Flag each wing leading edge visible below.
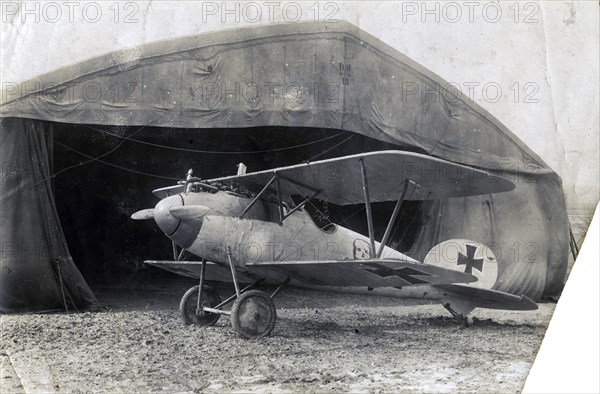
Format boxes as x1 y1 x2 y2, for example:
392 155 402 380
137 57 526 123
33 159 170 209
207 150 515 205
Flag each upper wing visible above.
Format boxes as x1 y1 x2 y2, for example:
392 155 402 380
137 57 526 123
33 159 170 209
153 184 185 199
145 258 477 288
206 150 515 205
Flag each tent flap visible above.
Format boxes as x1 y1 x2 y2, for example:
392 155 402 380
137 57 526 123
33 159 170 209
0 118 98 312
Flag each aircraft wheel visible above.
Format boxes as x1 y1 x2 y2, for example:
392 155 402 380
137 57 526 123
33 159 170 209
180 285 221 327
231 290 276 339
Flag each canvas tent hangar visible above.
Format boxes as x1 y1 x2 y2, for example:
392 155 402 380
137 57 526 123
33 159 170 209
0 21 568 312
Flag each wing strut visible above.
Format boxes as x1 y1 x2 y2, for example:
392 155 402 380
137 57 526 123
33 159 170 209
279 175 322 222
282 188 321 220
359 158 377 258
240 174 277 219
377 180 411 258
240 172 323 224
276 174 284 223
227 246 241 297
172 241 179 260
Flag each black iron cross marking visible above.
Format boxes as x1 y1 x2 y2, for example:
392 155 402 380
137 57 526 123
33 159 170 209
457 244 484 274
363 263 431 284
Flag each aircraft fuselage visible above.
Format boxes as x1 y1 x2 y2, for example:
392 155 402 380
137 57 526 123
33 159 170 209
153 191 416 267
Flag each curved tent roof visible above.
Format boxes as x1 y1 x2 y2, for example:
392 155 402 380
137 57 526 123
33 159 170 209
0 21 568 311
2 21 552 170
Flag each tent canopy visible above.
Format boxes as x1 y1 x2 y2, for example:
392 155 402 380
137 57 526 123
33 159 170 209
0 21 568 311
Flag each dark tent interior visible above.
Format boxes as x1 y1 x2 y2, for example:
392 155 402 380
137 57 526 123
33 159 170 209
51 123 425 285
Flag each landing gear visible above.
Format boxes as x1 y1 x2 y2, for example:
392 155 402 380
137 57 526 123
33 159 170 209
180 285 221 326
231 290 277 339
179 249 287 339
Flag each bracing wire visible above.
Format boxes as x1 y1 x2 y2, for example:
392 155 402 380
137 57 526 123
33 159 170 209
51 128 353 181
35 125 150 187
80 124 348 154
53 141 180 180
308 134 354 162
39 71 254 183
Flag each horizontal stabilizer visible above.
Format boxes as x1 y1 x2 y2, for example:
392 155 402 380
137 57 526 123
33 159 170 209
169 205 210 220
434 284 538 311
131 209 154 220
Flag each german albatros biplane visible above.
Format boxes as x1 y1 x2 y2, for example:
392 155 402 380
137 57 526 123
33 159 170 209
131 150 537 338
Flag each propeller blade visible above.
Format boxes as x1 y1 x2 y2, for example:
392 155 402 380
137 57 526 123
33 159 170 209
169 205 210 220
131 209 154 220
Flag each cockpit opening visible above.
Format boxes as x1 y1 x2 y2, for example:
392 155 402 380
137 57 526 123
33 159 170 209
291 195 337 233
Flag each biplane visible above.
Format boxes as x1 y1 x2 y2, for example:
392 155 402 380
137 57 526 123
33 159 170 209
132 150 537 338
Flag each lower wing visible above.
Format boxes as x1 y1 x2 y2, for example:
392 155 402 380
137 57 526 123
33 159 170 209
145 258 477 288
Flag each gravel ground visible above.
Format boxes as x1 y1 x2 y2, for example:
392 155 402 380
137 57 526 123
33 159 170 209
1 281 555 393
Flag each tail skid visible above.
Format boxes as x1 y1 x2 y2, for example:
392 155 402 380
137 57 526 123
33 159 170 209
443 302 474 326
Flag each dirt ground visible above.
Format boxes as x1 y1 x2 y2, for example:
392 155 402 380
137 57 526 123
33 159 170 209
1 280 555 393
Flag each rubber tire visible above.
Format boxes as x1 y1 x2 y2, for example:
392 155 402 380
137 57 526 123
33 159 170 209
180 285 221 327
230 290 277 339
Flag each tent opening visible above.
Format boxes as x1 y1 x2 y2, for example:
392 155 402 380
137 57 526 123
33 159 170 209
51 122 428 286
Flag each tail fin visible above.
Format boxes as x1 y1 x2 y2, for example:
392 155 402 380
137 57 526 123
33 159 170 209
424 239 498 290
424 240 537 320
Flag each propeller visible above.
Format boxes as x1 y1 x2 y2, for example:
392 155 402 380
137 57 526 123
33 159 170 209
131 209 154 220
169 205 210 220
